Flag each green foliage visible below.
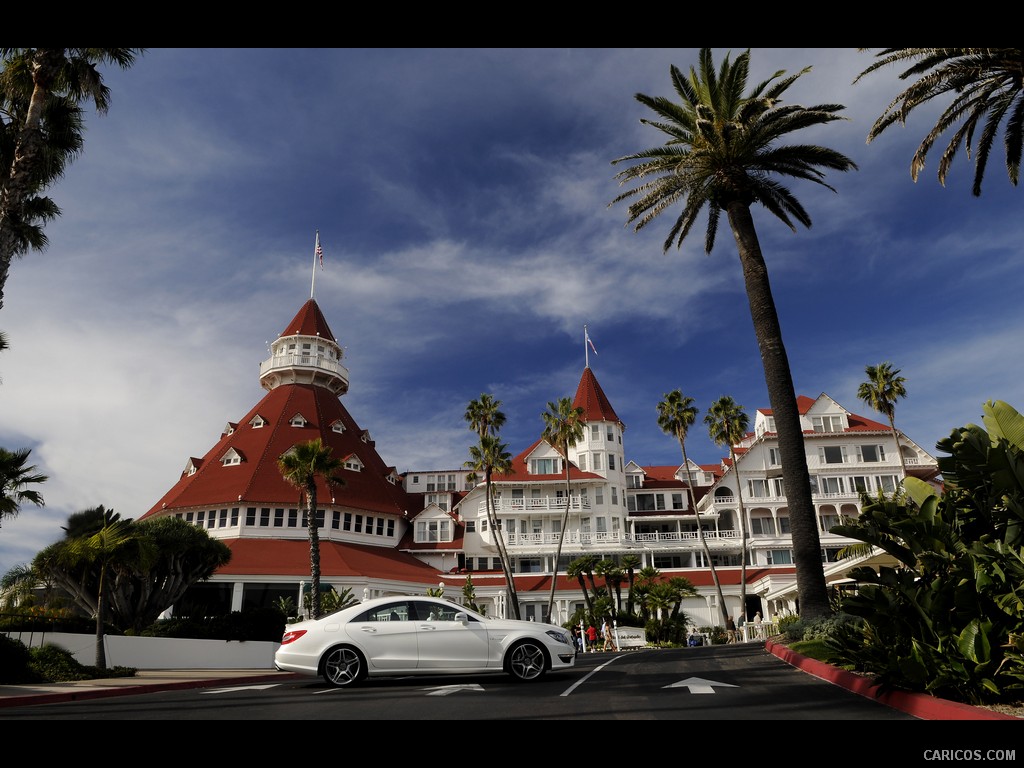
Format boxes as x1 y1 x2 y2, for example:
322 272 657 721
828 400 1024 705
702 625 729 645
0 633 36 683
0 636 136 684
776 613 801 637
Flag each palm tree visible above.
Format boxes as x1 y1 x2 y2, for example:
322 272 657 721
277 438 345 619
855 48 1023 196
0 48 144 311
566 557 594 617
0 446 47 530
594 558 617 603
857 362 909 482
465 433 520 618
464 394 520 618
705 396 751 619
540 396 586 623
657 389 729 625
620 553 641 615
58 517 156 669
611 48 847 620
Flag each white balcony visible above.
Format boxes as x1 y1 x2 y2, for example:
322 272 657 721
481 496 591 515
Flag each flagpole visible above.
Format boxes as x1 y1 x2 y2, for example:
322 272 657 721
584 324 590 368
310 230 320 299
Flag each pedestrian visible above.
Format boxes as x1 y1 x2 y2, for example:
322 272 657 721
603 617 617 652
586 622 598 651
726 615 737 643
572 625 583 654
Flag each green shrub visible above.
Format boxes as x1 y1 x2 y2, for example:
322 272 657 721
0 634 38 684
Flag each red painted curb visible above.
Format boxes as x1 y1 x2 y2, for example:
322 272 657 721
765 639 1018 720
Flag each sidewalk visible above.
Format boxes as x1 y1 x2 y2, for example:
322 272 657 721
0 669 300 709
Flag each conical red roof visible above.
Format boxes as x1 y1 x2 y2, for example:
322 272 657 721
572 366 622 425
279 298 338 342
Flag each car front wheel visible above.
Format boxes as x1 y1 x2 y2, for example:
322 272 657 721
321 645 366 688
507 640 547 682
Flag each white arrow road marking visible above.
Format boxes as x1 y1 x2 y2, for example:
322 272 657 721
663 677 739 694
423 684 485 696
201 684 281 695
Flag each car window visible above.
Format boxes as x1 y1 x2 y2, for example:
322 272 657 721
353 602 411 622
413 601 465 622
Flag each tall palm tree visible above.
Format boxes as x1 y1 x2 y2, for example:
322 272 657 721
857 361 909 481
705 396 751 619
277 438 345 619
540 396 585 623
0 48 144 311
465 433 520 618
657 389 729 625
464 394 520 618
0 446 46 530
611 48 848 620
58 517 156 669
620 553 641 615
566 557 594 618
855 48 1023 196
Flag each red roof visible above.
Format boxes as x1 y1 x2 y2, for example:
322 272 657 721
280 298 338 342
572 367 621 425
143 381 411 517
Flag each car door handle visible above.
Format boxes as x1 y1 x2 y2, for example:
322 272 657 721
419 624 437 630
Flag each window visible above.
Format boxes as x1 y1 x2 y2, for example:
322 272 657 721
447 474 457 491
415 520 451 542
331 420 345 433
748 479 770 497
777 515 791 534
386 520 395 537
820 476 846 495
627 474 641 488
750 516 774 535
591 424 600 440
343 512 352 531
274 508 284 527
612 487 619 505
768 447 782 466
772 478 786 497
365 516 374 534
595 487 604 505
426 475 435 492
634 492 655 511
672 493 684 510
856 444 885 462
852 476 870 493
530 458 560 474
875 475 898 493
607 426 614 442
820 446 847 464
518 558 543 573
259 508 271 526
332 511 341 530
344 457 362 471
764 416 776 433
289 414 307 428
767 549 792 564
812 415 844 433
593 453 603 471
354 514 363 533
820 513 839 532
465 520 476 533
654 492 663 510
608 454 616 470
246 508 256 526
577 453 587 471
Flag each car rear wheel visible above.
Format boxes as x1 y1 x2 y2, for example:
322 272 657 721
321 645 366 688
507 640 548 682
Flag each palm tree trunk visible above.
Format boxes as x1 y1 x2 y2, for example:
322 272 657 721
680 444 730 624
545 466 572 623
95 565 107 669
306 485 322 619
889 416 908 480
729 445 749 617
485 471 520 618
727 201 830 619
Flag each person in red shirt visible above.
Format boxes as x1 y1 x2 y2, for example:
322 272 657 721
586 623 598 651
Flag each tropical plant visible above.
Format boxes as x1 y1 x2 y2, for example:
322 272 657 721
0 446 46 530
828 400 1024 705
0 48 144 311
465 393 520 618
610 48 847 620
566 557 594 617
857 361 909 480
657 389 729 624
461 574 486 615
705 396 750 617
36 512 232 635
277 437 345 619
56 518 155 668
620 553 641 615
855 48 1023 196
540 396 586 623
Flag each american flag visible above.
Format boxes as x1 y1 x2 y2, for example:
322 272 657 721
586 330 598 355
315 232 323 270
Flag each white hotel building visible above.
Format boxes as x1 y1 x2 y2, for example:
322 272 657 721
143 298 939 629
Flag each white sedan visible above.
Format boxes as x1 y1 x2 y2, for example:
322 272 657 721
274 595 577 687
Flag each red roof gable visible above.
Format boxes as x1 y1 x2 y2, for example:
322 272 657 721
279 298 338 342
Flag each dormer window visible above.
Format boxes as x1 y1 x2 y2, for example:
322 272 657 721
222 422 236 436
183 458 201 476
249 415 267 429
812 415 844 433
221 448 244 466
343 454 364 472
289 413 308 428
361 430 371 443
530 458 561 474
331 420 345 434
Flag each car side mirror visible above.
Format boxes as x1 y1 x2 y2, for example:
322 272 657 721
454 612 469 624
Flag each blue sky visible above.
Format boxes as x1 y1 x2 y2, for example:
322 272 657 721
1 48 1021 576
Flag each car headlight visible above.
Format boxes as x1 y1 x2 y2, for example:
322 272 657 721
546 629 572 646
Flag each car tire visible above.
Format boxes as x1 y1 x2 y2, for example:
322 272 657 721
320 645 367 688
506 640 548 682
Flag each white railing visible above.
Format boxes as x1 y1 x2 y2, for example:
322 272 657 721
481 496 591 515
501 529 741 549
259 354 349 379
